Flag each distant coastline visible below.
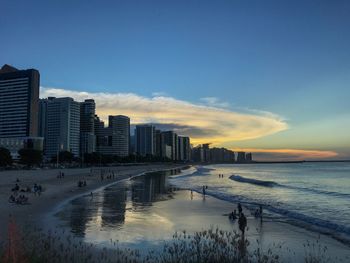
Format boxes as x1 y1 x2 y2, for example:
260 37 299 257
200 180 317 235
200 160 350 165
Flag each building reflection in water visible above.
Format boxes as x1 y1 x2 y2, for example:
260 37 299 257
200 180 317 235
57 169 181 237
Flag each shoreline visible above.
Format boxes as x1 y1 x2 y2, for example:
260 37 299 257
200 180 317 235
0 164 187 242
46 165 189 220
2 164 349 261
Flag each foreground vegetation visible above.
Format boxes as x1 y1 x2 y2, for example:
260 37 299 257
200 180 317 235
0 219 347 263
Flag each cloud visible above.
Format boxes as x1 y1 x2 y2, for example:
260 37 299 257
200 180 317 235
152 91 168 97
232 148 338 161
40 87 288 145
200 97 231 108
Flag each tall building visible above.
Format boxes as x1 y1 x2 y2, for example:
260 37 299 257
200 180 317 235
0 64 39 138
109 115 130 157
202 143 210 162
135 125 155 156
161 131 177 161
210 147 235 163
237 152 246 163
80 99 96 156
44 97 81 158
0 65 43 158
95 115 130 157
178 136 191 161
246 152 253 162
154 129 162 157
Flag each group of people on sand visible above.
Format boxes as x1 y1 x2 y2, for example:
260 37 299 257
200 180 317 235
11 181 42 195
218 174 224 178
100 171 116 181
9 180 43 205
8 194 28 205
57 171 65 179
77 180 87 187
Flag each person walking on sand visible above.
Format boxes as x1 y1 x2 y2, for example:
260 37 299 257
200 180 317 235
202 185 206 196
259 204 263 222
238 212 247 236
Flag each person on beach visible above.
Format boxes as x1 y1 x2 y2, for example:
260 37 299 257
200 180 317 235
229 209 237 220
12 183 20 192
238 212 247 236
259 205 263 222
8 195 15 203
202 186 206 196
238 203 242 214
190 190 193 199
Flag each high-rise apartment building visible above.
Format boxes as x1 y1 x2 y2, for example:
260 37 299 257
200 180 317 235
109 115 130 157
178 136 191 161
95 115 130 157
236 152 246 163
0 64 39 138
161 131 177 161
154 129 162 157
135 125 155 156
44 97 81 158
0 65 43 158
80 99 96 156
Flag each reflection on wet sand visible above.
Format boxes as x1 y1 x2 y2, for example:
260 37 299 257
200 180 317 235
58 169 180 238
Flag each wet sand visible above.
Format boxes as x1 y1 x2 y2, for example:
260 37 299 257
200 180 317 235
0 164 185 242
48 171 350 262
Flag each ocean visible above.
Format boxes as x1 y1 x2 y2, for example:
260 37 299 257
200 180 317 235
170 162 350 243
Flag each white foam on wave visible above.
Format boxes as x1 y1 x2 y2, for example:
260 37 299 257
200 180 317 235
171 169 350 243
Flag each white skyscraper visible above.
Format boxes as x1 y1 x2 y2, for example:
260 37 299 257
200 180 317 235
44 97 80 158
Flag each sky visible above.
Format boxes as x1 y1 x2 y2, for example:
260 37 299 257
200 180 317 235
1 0 350 160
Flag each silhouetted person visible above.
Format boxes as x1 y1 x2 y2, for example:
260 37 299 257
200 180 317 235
230 209 237 220
259 205 263 222
238 203 242 214
202 186 206 196
238 212 247 236
12 184 19 192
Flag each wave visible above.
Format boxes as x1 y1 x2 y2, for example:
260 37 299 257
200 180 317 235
229 175 278 187
170 166 213 179
171 181 350 239
229 175 350 199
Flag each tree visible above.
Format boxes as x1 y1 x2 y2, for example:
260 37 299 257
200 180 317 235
18 149 42 167
59 151 74 163
0 147 13 167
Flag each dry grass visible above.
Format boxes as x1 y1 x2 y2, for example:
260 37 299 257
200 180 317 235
0 220 346 263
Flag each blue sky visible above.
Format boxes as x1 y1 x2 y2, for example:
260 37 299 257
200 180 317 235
1 0 350 159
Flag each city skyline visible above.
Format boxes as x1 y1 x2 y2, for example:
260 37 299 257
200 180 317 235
2 0 350 160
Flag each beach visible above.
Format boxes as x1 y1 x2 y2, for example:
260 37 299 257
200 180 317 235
1 164 350 262
0 164 185 242
49 166 350 262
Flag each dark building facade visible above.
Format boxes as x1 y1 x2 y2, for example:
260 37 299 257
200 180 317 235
0 64 39 138
135 125 155 156
80 99 96 156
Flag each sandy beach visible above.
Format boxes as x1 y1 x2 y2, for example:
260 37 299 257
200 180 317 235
46 167 350 262
0 164 185 242
1 164 350 262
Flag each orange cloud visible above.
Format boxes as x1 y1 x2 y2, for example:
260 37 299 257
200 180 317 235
232 148 338 160
41 87 288 145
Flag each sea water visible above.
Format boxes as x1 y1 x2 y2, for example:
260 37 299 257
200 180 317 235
170 162 350 242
